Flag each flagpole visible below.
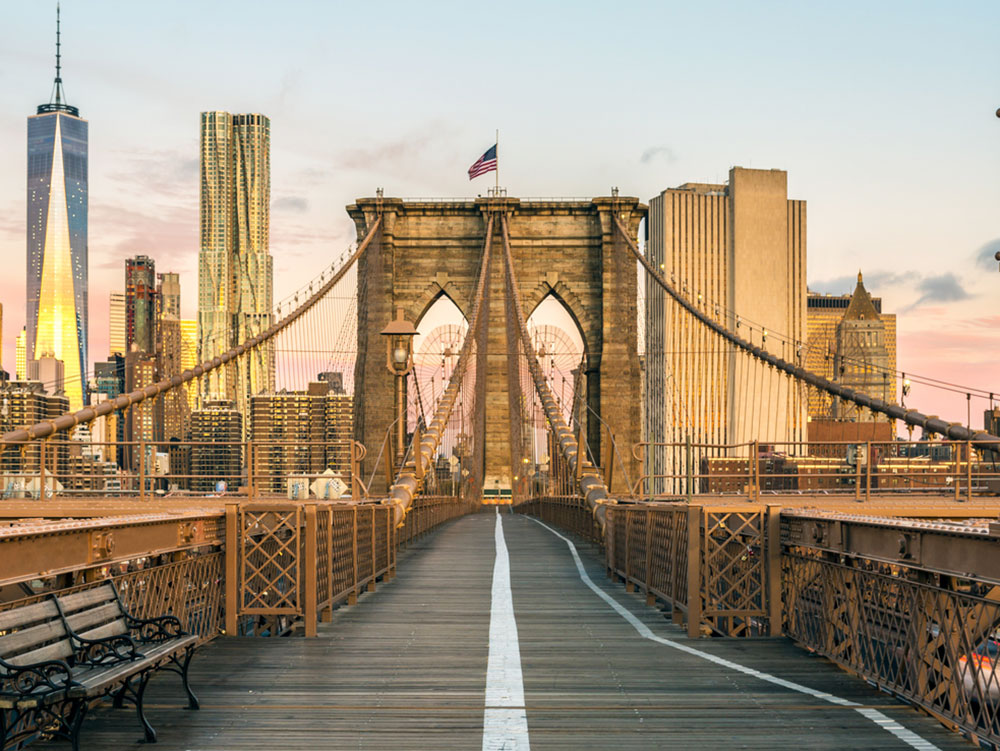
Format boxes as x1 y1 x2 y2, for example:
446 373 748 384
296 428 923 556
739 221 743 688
495 128 499 192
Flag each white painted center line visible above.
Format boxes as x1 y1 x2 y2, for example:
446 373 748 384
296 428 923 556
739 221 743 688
482 508 530 751
528 516 941 751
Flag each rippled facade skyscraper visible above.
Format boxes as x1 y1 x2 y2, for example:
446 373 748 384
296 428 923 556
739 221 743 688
198 111 274 414
26 8 88 409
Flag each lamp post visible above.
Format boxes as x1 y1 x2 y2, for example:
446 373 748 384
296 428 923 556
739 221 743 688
381 308 418 466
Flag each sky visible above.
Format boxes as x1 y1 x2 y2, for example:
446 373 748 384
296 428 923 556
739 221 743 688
0 0 997 427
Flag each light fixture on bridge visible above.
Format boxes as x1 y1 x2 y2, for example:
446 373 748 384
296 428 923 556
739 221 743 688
381 309 419 463
381 308 418 376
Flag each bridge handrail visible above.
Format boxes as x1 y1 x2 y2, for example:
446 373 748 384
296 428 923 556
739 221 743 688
1 217 383 445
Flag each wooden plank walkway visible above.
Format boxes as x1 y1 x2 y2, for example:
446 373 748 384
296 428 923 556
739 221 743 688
39 510 972 749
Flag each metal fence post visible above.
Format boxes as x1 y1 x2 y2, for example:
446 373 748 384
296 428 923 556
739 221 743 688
865 440 872 503
39 439 47 500
624 506 633 592
349 506 359 605
966 439 973 502
685 434 693 502
686 505 702 638
246 440 254 498
368 506 376 592
953 443 960 502
139 440 146 501
224 502 239 636
766 505 782 637
304 504 318 637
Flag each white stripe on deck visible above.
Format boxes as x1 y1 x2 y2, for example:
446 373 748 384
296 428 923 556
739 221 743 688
482 509 531 751
529 517 941 751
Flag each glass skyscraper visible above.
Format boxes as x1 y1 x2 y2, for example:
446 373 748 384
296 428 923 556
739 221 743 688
26 10 88 410
198 111 274 414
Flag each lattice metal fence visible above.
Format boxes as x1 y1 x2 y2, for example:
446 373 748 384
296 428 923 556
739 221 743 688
784 549 1000 747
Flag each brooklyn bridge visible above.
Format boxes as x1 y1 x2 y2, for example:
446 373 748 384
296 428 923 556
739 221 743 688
1 191 998 750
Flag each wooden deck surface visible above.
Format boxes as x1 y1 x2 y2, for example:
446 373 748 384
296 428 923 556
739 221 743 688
41 511 972 749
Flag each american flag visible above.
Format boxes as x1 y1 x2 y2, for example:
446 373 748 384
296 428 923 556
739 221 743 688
468 144 497 180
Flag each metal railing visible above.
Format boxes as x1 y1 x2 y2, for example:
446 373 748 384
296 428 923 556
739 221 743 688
0 438 370 501
634 439 1000 502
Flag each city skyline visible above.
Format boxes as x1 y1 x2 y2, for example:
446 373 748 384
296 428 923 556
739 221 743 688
0 2 997 424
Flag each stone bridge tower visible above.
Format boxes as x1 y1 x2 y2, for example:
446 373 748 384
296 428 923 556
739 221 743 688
348 196 645 497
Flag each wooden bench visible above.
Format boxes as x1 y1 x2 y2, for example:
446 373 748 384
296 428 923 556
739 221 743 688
0 581 199 749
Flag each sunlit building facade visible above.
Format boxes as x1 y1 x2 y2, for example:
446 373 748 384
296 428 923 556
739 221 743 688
27 78 88 410
15 327 26 381
198 111 274 416
108 291 126 357
180 319 198 410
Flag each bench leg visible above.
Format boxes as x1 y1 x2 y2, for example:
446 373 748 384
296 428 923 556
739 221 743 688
112 684 127 709
134 671 156 743
163 646 200 710
180 647 200 710
66 699 88 751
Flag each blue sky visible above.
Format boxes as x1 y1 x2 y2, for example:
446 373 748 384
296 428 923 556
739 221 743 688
0 0 998 422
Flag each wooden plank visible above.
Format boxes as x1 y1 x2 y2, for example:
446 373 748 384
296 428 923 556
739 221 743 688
0 619 65 656
8 639 72 666
75 620 128 642
56 585 117 614
64 602 122 632
0 599 58 631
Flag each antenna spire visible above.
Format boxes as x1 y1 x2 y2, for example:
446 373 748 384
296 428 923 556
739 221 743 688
54 3 63 104
37 2 79 116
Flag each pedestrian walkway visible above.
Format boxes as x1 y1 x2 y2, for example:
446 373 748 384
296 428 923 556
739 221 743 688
41 510 970 749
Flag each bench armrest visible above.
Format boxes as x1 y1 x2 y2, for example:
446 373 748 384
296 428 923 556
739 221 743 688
0 655 77 696
71 633 142 666
125 614 186 643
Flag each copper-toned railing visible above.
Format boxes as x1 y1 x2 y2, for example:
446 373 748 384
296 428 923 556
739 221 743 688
634 439 1000 503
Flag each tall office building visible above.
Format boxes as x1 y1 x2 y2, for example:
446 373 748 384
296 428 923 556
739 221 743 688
156 272 189 440
157 272 181 318
645 168 807 491
805 273 897 424
198 112 274 414
180 319 198 410
27 8 88 411
15 327 26 381
108 291 126 357
91 354 125 465
125 256 157 354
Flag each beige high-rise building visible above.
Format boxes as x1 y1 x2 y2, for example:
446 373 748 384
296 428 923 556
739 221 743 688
15 327 26 381
198 112 274 417
108 291 126 357
645 167 807 491
180 319 198 410
805 273 897 423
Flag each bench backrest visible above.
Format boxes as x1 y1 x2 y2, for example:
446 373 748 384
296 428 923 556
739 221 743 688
0 599 73 669
55 585 128 643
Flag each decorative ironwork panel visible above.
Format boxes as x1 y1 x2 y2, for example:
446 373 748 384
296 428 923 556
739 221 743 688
239 506 302 615
699 508 767 636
